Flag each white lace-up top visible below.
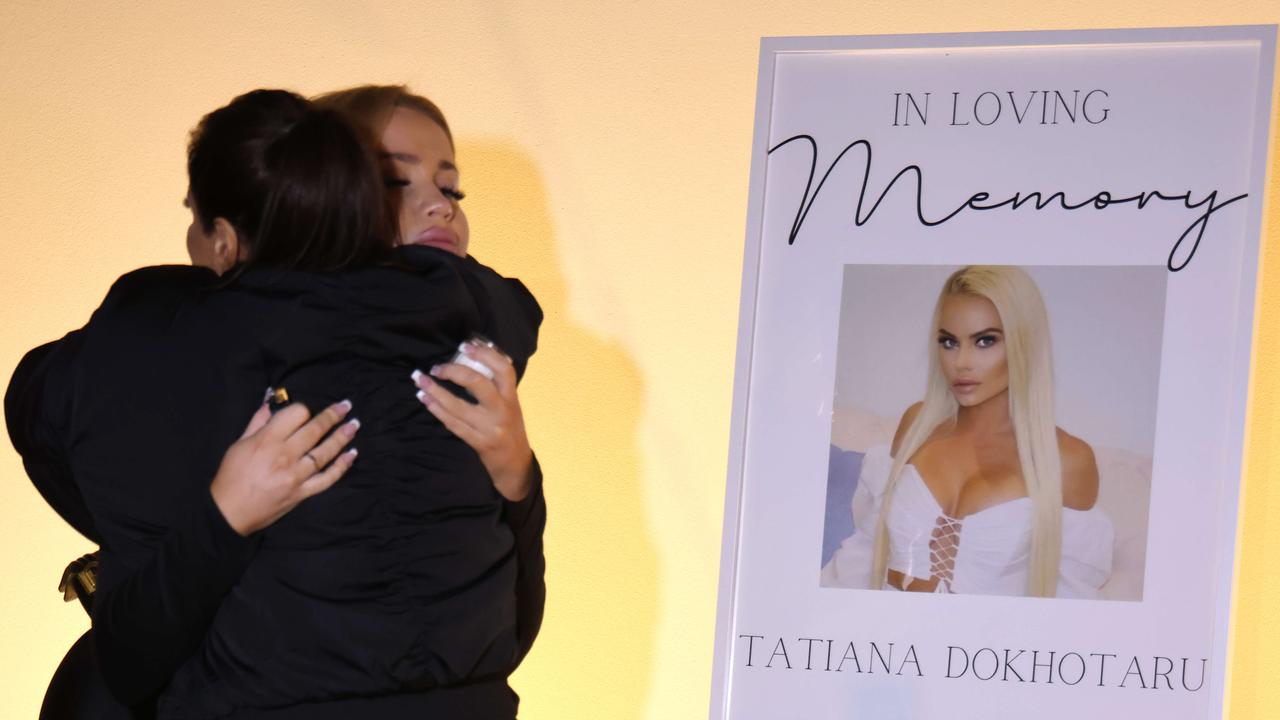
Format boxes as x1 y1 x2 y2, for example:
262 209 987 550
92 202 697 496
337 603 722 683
822 445 1113 598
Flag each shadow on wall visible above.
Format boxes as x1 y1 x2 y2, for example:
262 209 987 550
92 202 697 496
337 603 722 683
461 140 658 720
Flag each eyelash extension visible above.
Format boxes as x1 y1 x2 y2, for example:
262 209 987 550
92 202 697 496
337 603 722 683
384 177 465 201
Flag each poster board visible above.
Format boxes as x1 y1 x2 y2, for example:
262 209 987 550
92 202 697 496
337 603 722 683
712 25 1276 719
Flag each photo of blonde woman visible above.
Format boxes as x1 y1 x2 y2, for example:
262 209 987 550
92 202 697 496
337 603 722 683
821 265 1163 601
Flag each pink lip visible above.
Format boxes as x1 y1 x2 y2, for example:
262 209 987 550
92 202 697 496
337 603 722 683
407 227 459 253
952 380 980 392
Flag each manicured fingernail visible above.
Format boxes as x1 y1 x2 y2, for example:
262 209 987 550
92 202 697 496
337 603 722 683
429 365 442 377
344 418 361 436
263 387 274 402
459 341 473 354
337 399 353 414
416 389 429 404
346 448 359 460
411 368 424 384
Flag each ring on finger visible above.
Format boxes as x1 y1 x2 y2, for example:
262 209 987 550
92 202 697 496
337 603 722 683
303 452 321 471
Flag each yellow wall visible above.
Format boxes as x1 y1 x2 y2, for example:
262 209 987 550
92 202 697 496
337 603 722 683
0 2 1275 718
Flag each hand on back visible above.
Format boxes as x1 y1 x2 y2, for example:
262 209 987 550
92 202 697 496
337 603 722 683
211 400 360 536
413 341 534 501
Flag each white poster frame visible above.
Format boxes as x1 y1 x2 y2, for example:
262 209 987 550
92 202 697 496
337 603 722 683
712 25 1276 720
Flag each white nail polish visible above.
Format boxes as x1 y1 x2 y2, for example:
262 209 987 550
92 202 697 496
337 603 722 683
416 389 427 402
411 369 424 383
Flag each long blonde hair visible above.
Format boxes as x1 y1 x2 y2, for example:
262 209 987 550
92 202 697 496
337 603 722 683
870 266 1062 597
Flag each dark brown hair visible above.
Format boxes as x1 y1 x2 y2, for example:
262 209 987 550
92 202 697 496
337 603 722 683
187 89 395 271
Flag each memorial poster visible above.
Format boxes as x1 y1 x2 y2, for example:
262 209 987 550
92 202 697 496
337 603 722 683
711 26 1276 719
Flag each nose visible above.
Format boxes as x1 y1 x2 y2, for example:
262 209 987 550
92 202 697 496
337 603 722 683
409 181 455 221
955 343 974 371
412 185 453 222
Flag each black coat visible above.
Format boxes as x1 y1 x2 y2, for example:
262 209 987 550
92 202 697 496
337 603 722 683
7 246 546 719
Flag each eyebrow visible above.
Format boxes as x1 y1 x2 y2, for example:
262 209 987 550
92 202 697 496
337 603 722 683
937 327 1003 339
383 152 458 172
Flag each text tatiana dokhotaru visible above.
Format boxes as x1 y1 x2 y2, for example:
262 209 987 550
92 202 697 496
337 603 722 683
736 635 1207 692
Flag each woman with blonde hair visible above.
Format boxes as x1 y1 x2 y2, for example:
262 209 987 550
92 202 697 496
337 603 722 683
312 85 536 490
823 265 1113 598
313 79 547 644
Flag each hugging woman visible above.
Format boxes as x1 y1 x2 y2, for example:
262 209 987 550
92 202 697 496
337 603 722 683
8 88 544 718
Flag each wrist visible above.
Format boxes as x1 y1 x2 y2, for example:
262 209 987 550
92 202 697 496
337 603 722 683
209 481 254 537
492 449 534 502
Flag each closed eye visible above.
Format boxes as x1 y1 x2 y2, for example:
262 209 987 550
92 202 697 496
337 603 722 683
441 186 466 202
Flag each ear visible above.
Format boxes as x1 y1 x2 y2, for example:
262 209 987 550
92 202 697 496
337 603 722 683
210 217 242 275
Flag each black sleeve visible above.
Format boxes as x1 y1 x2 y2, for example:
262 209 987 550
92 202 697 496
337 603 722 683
500 455 546 665
5 265 217 546
461 255 545 663
5 330 99 542
92 487 259 705
52 264 256 705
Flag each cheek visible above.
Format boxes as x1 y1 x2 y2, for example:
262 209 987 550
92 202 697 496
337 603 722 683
454 207 470 254
396 202 416 242
185 223 201 264
394 185 428 238
989 350 1010 384
937 349 956 377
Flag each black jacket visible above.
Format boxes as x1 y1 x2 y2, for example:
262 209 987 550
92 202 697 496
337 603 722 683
6 246 546 718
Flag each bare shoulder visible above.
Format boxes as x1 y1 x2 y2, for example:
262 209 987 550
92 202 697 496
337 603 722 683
891 402 924 458
1057 428 1099 511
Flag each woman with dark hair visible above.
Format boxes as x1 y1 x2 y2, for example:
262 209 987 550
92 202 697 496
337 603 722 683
10 88 377 719
183 88 394 273
10 88 543 718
